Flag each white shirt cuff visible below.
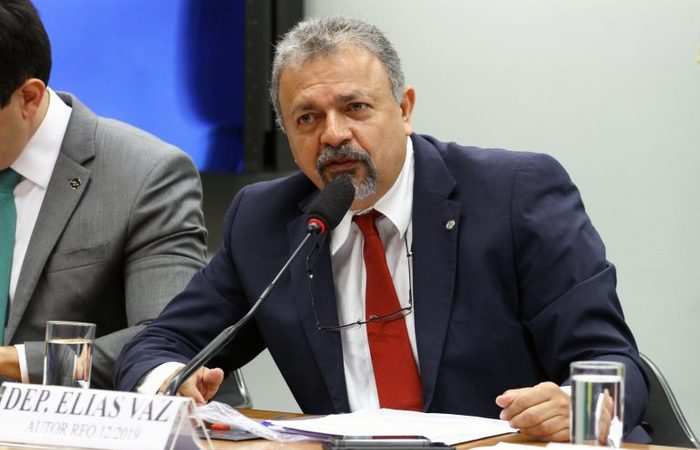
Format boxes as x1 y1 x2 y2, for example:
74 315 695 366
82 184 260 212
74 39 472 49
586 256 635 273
135 362 185 394
14 344 30 383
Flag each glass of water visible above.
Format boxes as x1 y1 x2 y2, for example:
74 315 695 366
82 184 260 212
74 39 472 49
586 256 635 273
570 360 625 447
43 321 96 388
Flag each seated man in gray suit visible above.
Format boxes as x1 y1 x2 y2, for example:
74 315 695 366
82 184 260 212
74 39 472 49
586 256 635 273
0 0 207 388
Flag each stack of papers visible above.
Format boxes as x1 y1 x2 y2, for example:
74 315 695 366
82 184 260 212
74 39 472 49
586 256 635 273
265 408 517 445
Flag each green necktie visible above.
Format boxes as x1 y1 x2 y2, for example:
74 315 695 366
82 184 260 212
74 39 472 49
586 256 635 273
0 168 22 345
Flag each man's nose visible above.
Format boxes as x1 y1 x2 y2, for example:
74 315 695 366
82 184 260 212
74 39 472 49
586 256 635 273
320 113 352 148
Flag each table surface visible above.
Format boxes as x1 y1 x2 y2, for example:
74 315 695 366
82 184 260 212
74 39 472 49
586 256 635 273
0 407 683 450
206 409 684 450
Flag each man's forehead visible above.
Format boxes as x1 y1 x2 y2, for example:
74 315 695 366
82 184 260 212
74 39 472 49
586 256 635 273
281 45 383 78
279 50 388 94
288 43 372 67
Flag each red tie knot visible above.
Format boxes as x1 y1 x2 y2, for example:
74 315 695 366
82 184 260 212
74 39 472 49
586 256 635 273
353 210 382 238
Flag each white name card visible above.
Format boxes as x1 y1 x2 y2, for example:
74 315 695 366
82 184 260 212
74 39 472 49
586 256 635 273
0 382 208 450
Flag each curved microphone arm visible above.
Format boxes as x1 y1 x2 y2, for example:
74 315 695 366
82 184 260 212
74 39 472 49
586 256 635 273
164 231 317 397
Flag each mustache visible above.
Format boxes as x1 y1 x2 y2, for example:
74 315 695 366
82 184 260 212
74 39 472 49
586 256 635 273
314 143 377 200
315 143 372 172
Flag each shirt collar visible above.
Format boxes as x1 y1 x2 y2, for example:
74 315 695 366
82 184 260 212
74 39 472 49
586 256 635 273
330 135 415 255
11 88 72 189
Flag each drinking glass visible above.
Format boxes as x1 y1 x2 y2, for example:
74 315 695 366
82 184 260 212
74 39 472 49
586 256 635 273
570 360 625 447
43 321 96 388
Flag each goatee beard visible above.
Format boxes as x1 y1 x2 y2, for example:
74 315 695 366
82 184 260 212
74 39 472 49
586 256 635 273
315 143 377 200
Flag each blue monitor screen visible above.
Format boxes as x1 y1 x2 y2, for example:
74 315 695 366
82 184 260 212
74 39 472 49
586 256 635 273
34 0 245 172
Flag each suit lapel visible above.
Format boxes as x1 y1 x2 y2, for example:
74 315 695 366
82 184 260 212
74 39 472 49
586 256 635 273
288 203 349 412
411 135 461 410
7 94 95 342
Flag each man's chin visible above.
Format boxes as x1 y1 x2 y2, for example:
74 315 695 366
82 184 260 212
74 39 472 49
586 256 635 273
322 169 359 185
319 168 376 200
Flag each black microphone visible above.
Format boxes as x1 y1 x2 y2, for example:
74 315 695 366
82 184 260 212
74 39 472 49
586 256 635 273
164 176 355 396
306 175 355 235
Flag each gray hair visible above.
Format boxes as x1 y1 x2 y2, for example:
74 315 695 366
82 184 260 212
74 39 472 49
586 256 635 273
270 16 405 131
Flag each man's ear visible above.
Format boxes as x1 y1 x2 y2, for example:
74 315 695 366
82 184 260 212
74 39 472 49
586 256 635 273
400 86 416 135
18 78 47 119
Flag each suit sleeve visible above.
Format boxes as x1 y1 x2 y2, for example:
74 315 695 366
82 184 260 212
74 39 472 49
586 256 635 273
24 150 207 388
112 185 266 392
511 153 648 433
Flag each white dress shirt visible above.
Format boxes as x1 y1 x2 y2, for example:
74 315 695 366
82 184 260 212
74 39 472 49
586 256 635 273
330 136 416 411
9 88 72 381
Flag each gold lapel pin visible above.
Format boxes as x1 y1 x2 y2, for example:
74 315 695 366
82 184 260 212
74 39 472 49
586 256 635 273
69 177 81 190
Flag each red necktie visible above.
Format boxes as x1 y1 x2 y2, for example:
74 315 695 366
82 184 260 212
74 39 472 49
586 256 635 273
353 211 423 411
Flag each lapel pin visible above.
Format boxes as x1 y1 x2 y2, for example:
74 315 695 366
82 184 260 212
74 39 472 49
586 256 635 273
69 177 81 190
445 219 456 230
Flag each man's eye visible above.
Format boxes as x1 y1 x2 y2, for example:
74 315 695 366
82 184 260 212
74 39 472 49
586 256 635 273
350 103 367 112
298 114 314 124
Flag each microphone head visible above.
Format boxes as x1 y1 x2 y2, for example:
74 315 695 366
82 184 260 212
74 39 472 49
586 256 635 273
307 176 356 235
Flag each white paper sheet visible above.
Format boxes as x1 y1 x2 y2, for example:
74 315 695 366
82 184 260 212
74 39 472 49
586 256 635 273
265 408 517 445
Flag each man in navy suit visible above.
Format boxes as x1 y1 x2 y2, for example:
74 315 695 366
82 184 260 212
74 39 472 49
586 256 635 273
114 16 647 441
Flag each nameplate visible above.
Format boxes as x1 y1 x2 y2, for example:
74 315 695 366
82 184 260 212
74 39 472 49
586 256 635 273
0 382 206 450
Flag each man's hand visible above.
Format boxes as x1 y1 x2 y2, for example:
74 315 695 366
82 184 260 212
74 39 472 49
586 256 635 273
158 366 224 406
495 381 570 442
0 346 21 380
596 388 615 445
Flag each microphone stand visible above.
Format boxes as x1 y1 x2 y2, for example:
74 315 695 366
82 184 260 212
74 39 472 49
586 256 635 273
164 231 317 396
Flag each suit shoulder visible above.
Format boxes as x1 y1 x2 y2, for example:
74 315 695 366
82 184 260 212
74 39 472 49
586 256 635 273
221 172 313 242
59 92 191 165
416 133 565 178
95 117 188 161
234 172 314 211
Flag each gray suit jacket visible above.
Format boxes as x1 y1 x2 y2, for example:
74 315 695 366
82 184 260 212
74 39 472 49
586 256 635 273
5 92 207 388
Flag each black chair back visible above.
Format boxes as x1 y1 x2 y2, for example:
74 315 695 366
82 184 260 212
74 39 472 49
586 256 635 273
639 353 699 448
211 369 253 408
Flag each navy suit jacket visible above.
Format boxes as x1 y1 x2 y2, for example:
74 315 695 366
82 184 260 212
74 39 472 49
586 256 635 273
114 134 647 432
